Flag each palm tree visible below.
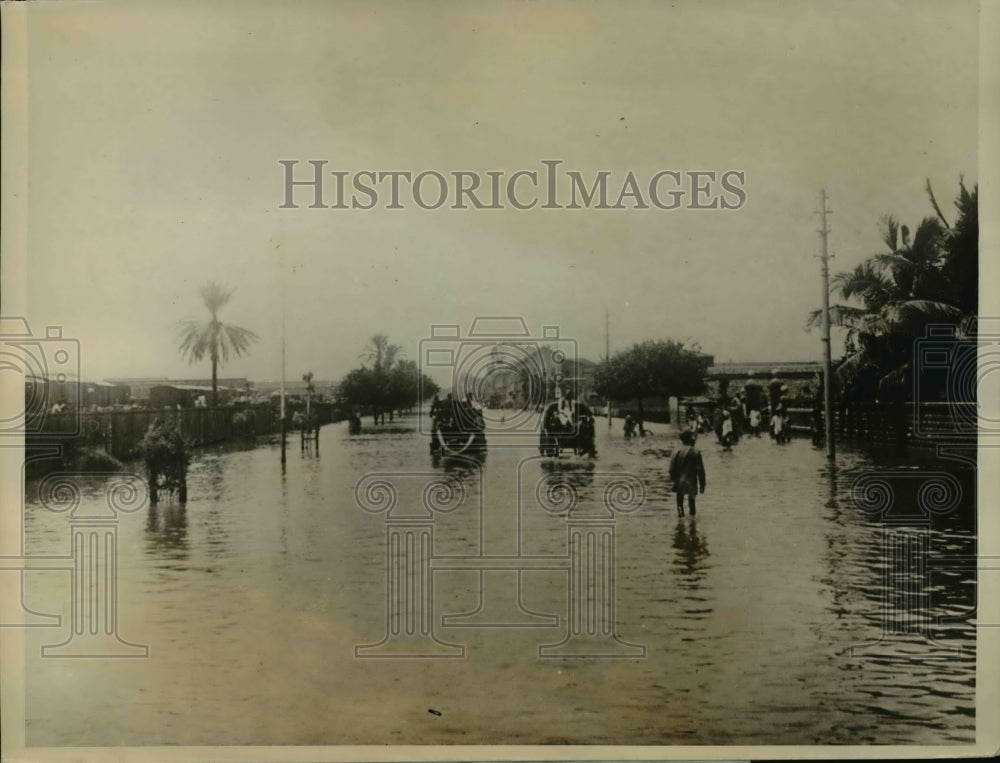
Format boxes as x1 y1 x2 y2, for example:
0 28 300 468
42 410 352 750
808 180 977 400
177 282 260 406
362 334 403 374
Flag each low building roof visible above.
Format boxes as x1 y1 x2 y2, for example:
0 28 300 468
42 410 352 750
707 361 822 378
151 384 232 393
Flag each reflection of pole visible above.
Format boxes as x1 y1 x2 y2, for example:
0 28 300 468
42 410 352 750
280 298 286 468
606 308 612 430
818 189 835 461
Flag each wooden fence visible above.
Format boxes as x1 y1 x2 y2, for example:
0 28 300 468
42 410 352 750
27 402 343 462
785 402 974 446
677 399 975 447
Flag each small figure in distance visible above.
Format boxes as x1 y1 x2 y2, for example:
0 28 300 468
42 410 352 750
623 412 636 440
770 405 788 444
669 429 706 518
348 409 362 436
810 404 824 447
720 410 734 450
696 411 709 435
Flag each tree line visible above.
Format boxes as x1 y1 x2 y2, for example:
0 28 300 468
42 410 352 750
592 339 710 421
336 334 440 424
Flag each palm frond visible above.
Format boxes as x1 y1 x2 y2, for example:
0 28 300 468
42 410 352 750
870 252 913 272
925 178 951 230
177 320 215 363
829 304 868 327
219 323 260 362
199 281 234 315
882 300 963 335
879 215 899 252
831 263 896 308
909 217 946 265
834 349 872 382
856 310 894 337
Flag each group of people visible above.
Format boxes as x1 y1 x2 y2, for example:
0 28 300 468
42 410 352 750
681 375 799 450
665 373 832 517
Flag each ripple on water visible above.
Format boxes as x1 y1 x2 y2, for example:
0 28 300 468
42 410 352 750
21 416 976 746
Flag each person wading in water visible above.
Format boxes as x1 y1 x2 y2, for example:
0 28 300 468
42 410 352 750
669 429 707 517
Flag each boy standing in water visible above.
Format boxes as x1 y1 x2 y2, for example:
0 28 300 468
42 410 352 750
669 430 707 517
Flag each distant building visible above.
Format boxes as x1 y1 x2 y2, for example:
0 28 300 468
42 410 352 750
25 374 129 410
253 380 333 400
170 377 251 390
148 384 220 409
105 377 251 401
102 377 165 401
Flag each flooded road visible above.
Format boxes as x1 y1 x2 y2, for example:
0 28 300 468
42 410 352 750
22 413 975 746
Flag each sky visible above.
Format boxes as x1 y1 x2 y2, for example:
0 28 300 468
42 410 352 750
7 0 982 386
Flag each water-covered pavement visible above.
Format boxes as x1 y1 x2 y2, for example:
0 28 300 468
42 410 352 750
22 413 975 746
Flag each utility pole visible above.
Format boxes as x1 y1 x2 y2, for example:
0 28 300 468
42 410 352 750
605 308 612 430
818 189 835 461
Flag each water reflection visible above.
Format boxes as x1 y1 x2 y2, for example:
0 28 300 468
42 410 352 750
672 519 710 575
145 503 189 557
196 454 227 502
538 458 596 503
667 517 713 629
22 416 977 746
436 451 487 479
189 454 232 557
822 464 840 511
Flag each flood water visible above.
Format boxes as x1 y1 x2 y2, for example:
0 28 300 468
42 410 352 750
21 413 976 746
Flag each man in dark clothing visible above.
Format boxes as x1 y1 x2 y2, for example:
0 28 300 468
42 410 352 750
810 405 824 447
669 430 707 517
623 413 636 440
768 373 784 412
